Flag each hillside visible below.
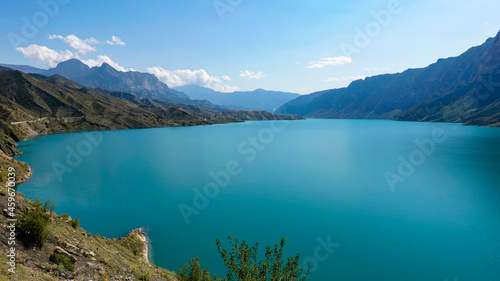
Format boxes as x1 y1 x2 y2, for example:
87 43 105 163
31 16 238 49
393 80 500 126
277 30 500 126
0 70 239 150
175 85 300 113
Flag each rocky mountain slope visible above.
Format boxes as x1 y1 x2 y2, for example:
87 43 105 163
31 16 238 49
277 30 500 126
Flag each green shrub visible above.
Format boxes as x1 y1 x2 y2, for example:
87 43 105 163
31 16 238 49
178 257 222 281
69 218 80 229
17 199 53 248
59 214 70 220
216 237 310 281
139 273 150 281
49 253 74 272
178 237 310 281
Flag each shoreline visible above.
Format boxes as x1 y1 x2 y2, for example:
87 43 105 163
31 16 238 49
137 228 152 264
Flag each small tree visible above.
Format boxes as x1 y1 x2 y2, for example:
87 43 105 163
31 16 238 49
177 238 310 281
17 199 53 248
216 237 310 281
178 257 223 281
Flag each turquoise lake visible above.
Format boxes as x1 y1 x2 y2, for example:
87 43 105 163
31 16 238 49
15 119 500 280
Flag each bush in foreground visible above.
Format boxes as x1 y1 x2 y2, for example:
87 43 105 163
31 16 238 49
178 237 310 281
49 253 74 272
17 199 54 248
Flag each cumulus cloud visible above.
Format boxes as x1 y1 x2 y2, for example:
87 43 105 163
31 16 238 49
306 56 353 69
239 70 266 79
82 55 132 72
148 67 239 92
16 44 80 68
324 75 366 82
106 36 125 46
48 34 99 55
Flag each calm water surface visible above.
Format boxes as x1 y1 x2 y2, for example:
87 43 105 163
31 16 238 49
16 119 500 281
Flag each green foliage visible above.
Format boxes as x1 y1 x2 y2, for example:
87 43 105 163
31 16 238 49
59 214 70 220
39 199 56 212
178 257 223 281
17 199 53 248
69 218 80 229
49 253 74 272
115 230 145 257
178 237 310 281
216 237 310 281
138 272 150 281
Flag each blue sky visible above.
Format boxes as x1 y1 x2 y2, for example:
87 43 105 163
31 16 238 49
1 0 500 94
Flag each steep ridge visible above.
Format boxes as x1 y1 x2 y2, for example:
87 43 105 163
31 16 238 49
277 30 500 126
394 30 500 126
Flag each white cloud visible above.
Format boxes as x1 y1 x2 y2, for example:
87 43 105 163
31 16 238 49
148 67 239 92
106 36 125 46
325 75 366 82
16 44 80 68
239 70 266 79
82 55 132 72
306 56 353 69
48 34 99 55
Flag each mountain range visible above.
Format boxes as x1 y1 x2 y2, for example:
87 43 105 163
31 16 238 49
277 30 500 127
0 63 46 74
10 59 299 113
0 69 302 156
175 85 300 112
43 59 188 102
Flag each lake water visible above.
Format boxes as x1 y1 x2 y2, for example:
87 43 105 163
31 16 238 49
15 119 500 281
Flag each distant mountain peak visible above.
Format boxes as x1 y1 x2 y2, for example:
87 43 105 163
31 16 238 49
45 59 90 79
56 58 89 68
95 62 120 74
100 62 114 70
42 59 189 101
